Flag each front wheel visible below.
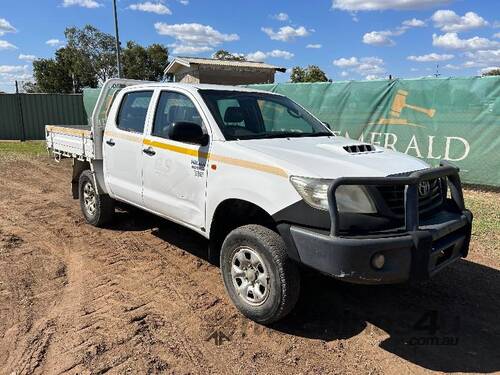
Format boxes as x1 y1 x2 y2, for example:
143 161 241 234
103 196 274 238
220 224 300 324
79 170 114 227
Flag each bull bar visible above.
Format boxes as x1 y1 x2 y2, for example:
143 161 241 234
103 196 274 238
327 161 465 237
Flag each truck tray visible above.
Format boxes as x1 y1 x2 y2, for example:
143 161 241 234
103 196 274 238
46 125 94 160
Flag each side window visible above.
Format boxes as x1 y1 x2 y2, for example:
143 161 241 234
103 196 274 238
116 91 153 133
152 91 203 139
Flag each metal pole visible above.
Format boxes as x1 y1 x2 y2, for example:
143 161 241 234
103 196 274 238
112 0 122 78
15 81 27 142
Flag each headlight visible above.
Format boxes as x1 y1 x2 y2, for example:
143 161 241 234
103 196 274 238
290 176 377 213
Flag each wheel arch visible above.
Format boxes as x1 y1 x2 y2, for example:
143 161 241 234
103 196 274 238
208 198 277 262
72 159 108 199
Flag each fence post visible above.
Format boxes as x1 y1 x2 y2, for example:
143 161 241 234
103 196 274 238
15 81 27 142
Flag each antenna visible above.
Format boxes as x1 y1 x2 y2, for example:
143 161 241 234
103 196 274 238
434 64 441 78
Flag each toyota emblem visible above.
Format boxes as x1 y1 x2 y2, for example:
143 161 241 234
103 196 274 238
418 181 431 197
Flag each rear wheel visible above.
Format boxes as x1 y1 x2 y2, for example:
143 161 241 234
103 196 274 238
220 224 300 324
79 170 114 227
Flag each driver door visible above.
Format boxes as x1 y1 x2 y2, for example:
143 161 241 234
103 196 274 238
142 90 209 230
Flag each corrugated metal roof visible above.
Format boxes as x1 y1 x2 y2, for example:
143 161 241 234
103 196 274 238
165 57 286 74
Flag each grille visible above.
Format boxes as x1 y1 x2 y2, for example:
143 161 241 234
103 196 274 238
343 144 376 153
376 178 444 216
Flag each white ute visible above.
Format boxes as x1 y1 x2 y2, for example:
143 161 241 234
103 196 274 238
47 78 473 323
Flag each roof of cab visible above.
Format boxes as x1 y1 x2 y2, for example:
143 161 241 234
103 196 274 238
125 82 279 95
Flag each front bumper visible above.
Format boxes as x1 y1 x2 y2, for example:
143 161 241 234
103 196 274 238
280 162 473 284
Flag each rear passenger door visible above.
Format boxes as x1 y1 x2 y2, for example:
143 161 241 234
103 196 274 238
103 90 153 205
142 90 209 230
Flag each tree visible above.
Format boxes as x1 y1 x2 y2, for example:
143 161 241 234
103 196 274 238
28 25 114 93
482 68 500 76
65 25 117 83
30 50 74 93
290 67 306 83
29 24 169 93
213 49 245 61
123 41 169 81
290 65 329 83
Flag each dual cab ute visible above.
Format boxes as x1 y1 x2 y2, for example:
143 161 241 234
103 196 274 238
47 79 472 323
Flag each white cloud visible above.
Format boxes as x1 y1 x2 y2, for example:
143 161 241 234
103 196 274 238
363 18 426 47
365 74 380 80
402 18 426 27
432 10 488 32
129 2 171 15
0 65 28 74
306 43 322 49
268 50 294 59
340 71 349 77
444 64 460 70
46 39 65 47
357 57 385 74
0 65 32 90
463 49 500 68
407 53 454 62
0 40 17 50
363 31 395 46
432 32 499 50
271 12 289 21
62 0 102 8
261 25 310 42
245 51 267 61
333 57 359 67
18 54 36 62
246 49 294 61
0 18 17 36
332 0 452 11
168 44 213 54
333 56 385 76
494 32 500 39
155 22 238 55
178 0 189 4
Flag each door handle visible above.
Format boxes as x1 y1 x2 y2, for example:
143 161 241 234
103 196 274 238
106 139 115 146
142 147 156 156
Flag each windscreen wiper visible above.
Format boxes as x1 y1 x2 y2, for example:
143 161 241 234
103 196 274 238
308 131 334 137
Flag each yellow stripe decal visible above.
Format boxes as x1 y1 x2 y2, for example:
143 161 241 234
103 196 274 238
101 131 286 178
104 130 142 143
143 138 287 178
209 153 288 178
143 138 209 158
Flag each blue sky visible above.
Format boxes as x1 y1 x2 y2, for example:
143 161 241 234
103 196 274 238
1 0 499 92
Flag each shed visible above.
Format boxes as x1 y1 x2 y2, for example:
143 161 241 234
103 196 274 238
164 57 286 85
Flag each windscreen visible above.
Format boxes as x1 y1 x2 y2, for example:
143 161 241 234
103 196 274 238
199 90 331 140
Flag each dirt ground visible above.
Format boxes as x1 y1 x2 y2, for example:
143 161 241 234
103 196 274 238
0 155 499 375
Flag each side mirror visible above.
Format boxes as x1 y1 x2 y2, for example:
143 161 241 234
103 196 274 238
322 121 332 130
168 122 208 145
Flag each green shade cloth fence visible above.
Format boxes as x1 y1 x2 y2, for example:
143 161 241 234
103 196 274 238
249 77 500 186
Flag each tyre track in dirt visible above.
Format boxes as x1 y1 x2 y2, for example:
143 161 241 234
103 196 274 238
1 157 499 374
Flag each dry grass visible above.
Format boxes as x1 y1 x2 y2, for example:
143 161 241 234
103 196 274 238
463 187 500 262
0 141 47 161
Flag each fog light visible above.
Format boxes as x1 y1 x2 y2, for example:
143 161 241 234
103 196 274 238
371 253 385 270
